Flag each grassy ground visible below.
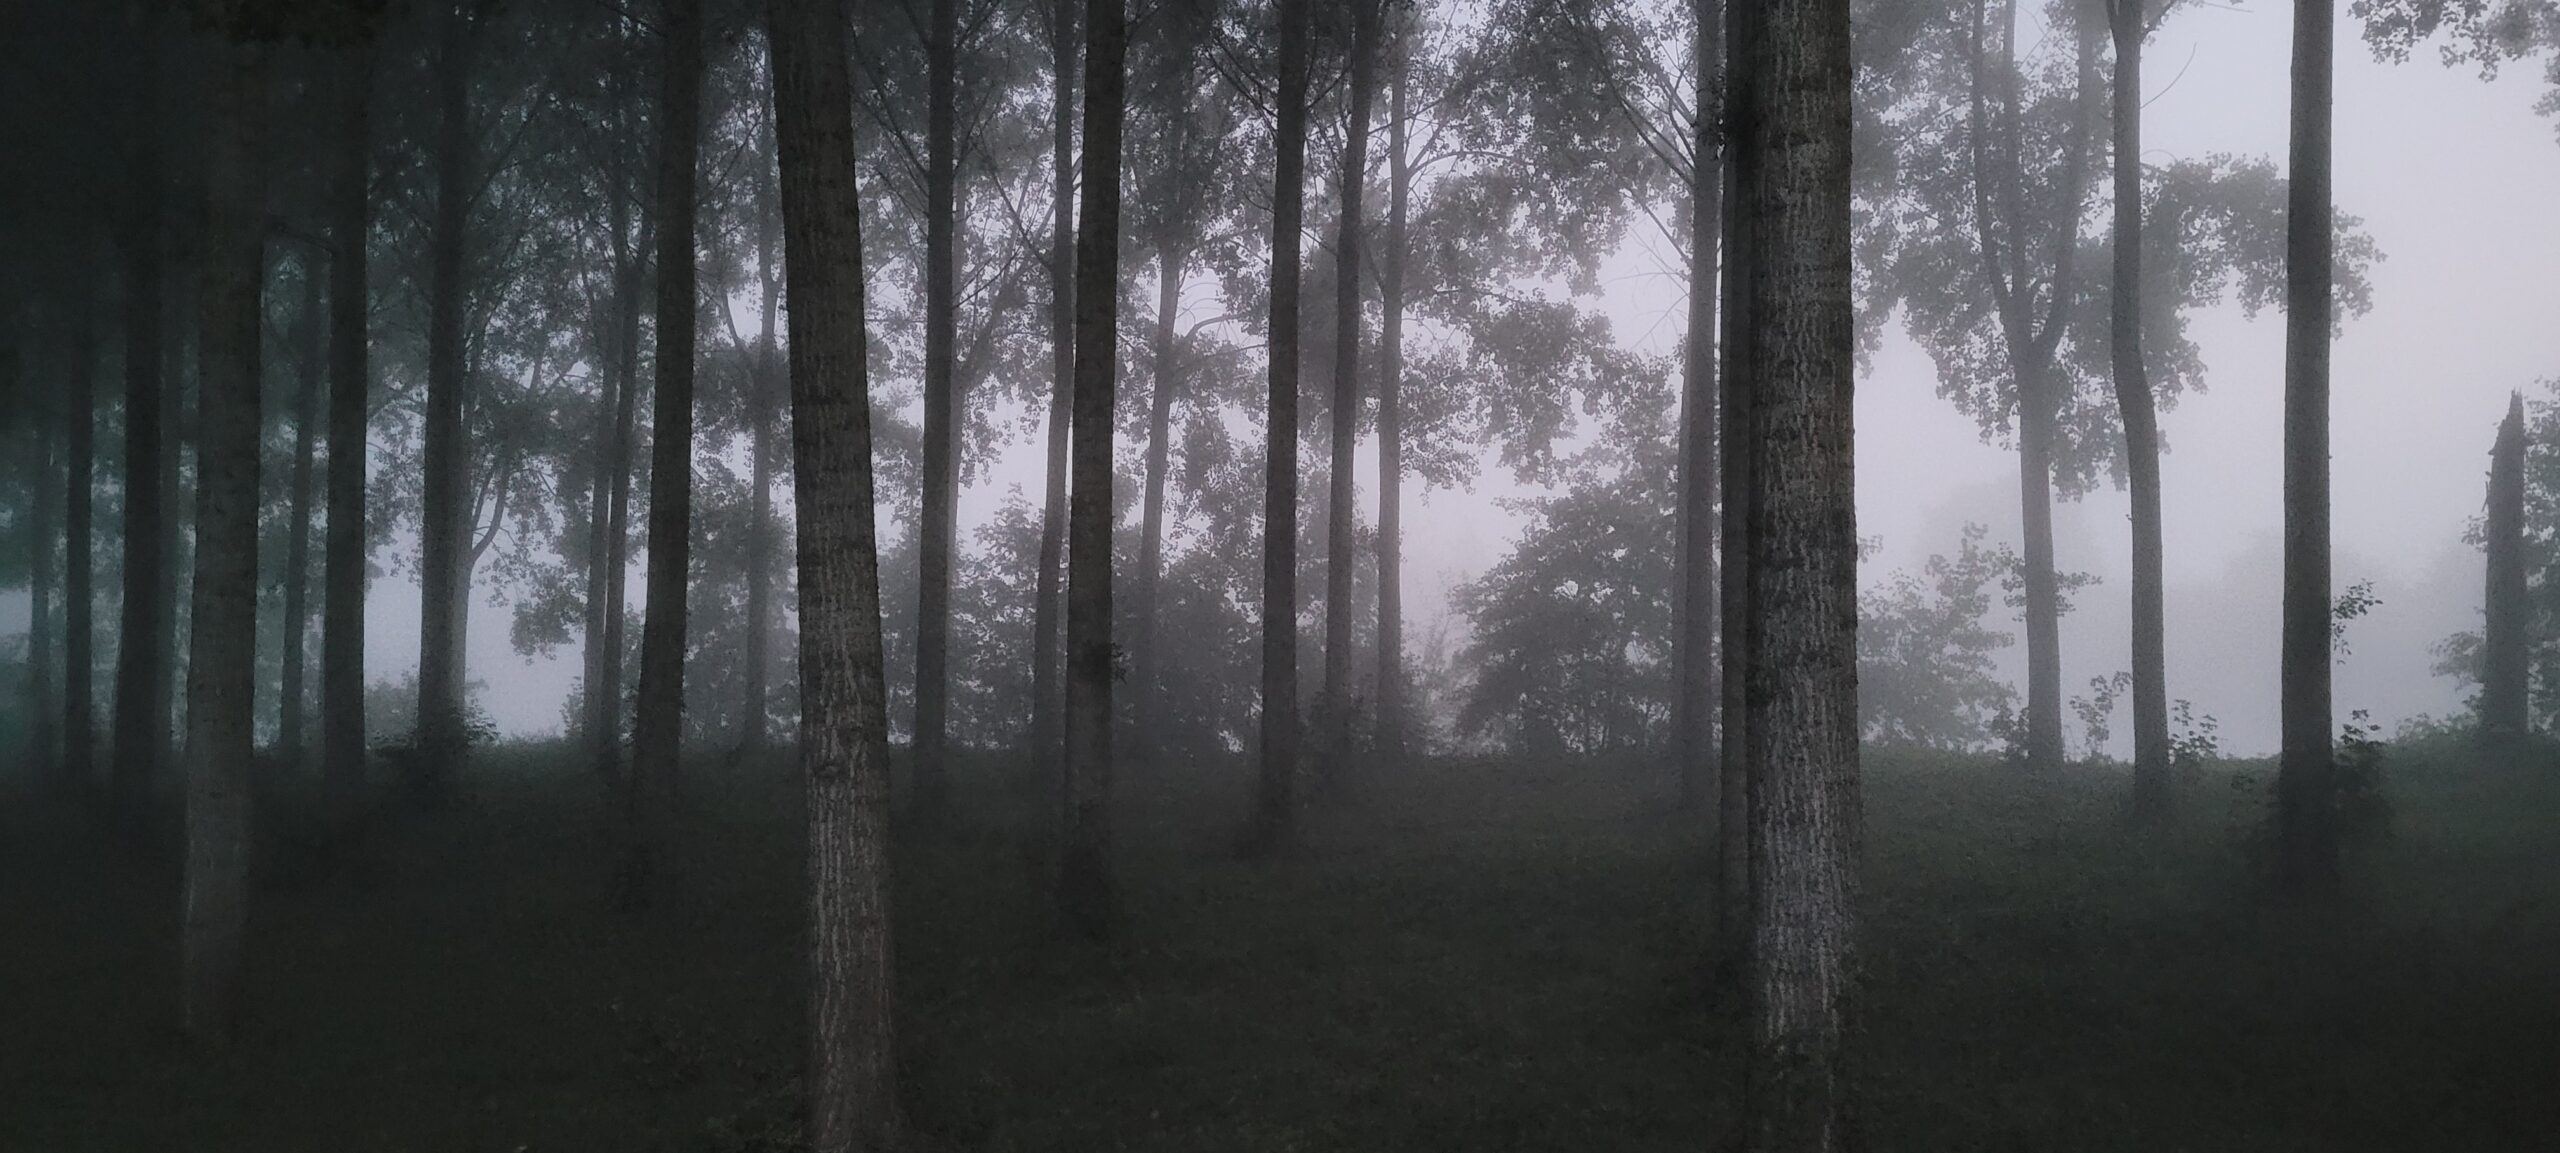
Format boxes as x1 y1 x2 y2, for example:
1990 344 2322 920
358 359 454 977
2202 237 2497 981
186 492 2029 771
4 740 2557 1151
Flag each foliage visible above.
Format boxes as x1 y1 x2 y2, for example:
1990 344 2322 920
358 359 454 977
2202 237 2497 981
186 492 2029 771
2434 377 2560 732
1860 524 2024 752
2357 0 2560 132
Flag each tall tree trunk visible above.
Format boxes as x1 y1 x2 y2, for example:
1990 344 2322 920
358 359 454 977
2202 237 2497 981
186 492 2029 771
1031 0 1076 773
1716 0 1756 968
2110 0 2170 816
2483 392 2530 739
913 0 961 816
1061 0 1127 940
590 48 646 782
183 34 270 1044
1321 0 1378 782
743 175 780 756
1374 18 1410 760
278 251 324 766
1740 0 1858 1132
2276 0 2337 902
417 0 474 787
24 321 57 782
767 0 902 1143
159 287 188 753
1677 0 1722 811
2017 366 2063 767
323 32 374 813
67 258 100 787
113 2 169 826
1258 0 1311 854
1131 231 1182 758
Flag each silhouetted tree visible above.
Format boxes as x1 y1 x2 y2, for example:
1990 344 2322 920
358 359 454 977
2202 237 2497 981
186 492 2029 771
2483 391 2529 740
2277 0 2339 902
1259 0 1312 855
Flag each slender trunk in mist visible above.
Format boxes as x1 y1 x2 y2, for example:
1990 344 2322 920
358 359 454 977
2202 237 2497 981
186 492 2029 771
159 290 186 752
1132 229 1182 758
323 34 373 810
633 0 703 884
1374 20 1410 759
2017 367 2063 766
2110 0 2170 818
1061 0 1127 941
1716 0 1756 968
24 326 57 780
183 36 270 1044
1677 0 1722 812
1258 0 1311 855
1740 0 1858 1133
113 8 168 825
2483 392 2530 740
67 262 100 786
1032 0 1076 771
767 0 902 1143
743 185 780 755
279 253 324 765
589 49 645 782
417 0 474 786
2276 0 2337 902
913 0 961 816
1321 0 1378 782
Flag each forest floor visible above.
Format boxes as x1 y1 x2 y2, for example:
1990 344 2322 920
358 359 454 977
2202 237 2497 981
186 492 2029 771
5 739 2559 1151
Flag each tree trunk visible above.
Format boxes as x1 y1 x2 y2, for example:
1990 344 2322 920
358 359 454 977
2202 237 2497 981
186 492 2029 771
1321 0 1378 783
767 0 902 1143
913 0 961 816
2110 0 2170 817
743 170 780 756
1716 0 1756 970
1031 0 1076 773
113 2 168 826
1678 0 1723 812
590 54 645 782
279 250 324 766
1257 0 1311 855
1131 232 1182 758
1060 0 1127 940
2484 392 2530 739
2018 365 2063 768
2276 0 2337 902
323 32 373 813
24 319 57 781
159 287 188 756
67 257 100 787
1374 18 1410 761
1739 0 1858 1134
417 0 474 786
183 35 270 1045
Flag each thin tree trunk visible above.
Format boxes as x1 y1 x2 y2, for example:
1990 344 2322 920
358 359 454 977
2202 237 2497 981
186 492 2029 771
159 289 187 754
1678 0 1722 812
2018 367 2063 767
592 81 646 782
1131 232 1182 758
2483 392 2530 739
183 34 270 1044
1257 0 1311 854
913 0 961 815
323 32 373 812
279 250 324 765
113 1 169 825
1321 0 1378 782
1031 0 1076 772
2110 0 2170 817
1374 18 1409 760
1060 0 1127 940
1740 0 1858 1133
768 0 902 1143
417 0 474 785
1716 0 1756 970
2276 0 2337 902
25 322 57 781
743 171 780 756
67 257 100 787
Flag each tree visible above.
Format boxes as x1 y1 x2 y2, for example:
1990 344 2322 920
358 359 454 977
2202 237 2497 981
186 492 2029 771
2108 0 2170 820
1259 0 1313 855
1739 0 1859 1140
1031 0 1076 772
22 305 57 781
1061 0 1128 939
1860 525 2022 751
182 28 271 1044
278 251 324 764
416 0 480 789
2483 391 2529 740
1677 0 1722 811
2357 0 2560 124
913 0 962 815
2277 0 2339 901
767 0 901 1141
113 2 170 826
1717 0 1755 972
323 26 374 812
66 257 99 788
632 0 705 884
1319 0 1382 784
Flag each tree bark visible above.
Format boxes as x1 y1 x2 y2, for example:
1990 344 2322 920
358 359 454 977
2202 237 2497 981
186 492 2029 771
2109 0 2170 817
1678 0 1723 812
183 35 270 1045
417 0 475 786
743 162 780 756
2276 0 2337 902
1374 17 1410 761
24 315 57 782
1060 0 1127 940
279 250 325 766
1258 0 1311 854
1739 0 1859 1133
1031 0 1076 774
1131 231 1182 758
1716 0 1757 969
66 257 100 787
2484 392 2530 739
913 0 962 816
1321 0 1379 783
589 44 645 783
113 2 168 826
323 32 373 812
768 0 902 1143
